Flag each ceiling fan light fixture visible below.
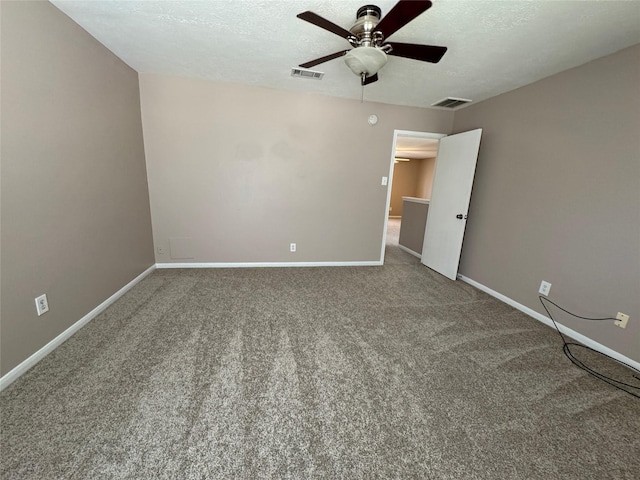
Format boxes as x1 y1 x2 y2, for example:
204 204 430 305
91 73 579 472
297 1 445 85
344 47 388 76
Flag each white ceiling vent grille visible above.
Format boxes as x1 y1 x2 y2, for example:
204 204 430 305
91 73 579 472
291 67 324 80
432 97 472 108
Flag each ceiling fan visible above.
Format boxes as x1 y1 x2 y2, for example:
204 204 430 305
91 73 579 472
296 0 447 86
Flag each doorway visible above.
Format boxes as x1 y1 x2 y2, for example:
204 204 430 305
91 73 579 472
381 129 483 280
380 130 446 263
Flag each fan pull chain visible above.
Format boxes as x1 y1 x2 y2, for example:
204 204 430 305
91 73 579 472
361 73 365 103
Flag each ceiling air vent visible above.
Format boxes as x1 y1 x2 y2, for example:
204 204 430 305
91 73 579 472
432 97 472 109
291 67 324 80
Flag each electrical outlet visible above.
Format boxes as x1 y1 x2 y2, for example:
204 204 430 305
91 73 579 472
290 243 296 253
539 280 552 296
35 294 49 316
615 312 629 329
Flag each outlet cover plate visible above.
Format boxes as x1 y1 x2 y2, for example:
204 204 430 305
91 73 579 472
539 281 552 296
35 294 49 316
615 312 629 329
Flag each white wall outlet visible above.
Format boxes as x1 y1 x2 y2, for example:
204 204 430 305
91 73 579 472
615 312 629 329
156 246 164 255
290 243 296 253
35 294 49 316
539 281 552 296
381 176 388 186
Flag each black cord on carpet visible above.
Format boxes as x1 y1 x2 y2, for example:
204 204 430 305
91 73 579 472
539 296 640 399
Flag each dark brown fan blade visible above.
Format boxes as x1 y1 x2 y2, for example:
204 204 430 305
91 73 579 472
362 73 379 86
297 11 353 40
375 0 432 39
386 42 447 63
299 50 350 69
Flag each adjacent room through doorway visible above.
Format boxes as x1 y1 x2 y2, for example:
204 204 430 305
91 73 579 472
382 131 444 263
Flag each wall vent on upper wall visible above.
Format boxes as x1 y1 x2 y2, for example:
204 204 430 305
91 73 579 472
432 97 472 108
291 68 324 80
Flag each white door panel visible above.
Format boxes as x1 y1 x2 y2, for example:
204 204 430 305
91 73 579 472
421 129 482 280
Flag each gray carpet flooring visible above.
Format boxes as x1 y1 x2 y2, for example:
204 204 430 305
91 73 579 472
2 219 639 479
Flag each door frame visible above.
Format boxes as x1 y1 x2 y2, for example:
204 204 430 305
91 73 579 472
380 129 447 263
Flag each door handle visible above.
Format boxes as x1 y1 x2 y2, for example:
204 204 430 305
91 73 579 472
456 214 468 220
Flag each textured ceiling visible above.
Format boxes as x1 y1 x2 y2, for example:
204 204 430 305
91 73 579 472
50 0 640 109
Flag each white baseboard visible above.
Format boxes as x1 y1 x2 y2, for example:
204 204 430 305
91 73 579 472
457 274 640 371
156 261 382 269
0 264 157 392
397 244 421 259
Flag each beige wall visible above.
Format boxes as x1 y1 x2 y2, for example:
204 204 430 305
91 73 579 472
139 74 454 264
389 158 435 217
398 201 429 254
389 161 420 216
416 157 436 199
0 1 155 374
454 45 640 361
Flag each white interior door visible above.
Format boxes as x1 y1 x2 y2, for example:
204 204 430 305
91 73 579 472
421 129 482 280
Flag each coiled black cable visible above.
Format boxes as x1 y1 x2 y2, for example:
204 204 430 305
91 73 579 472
539 296 639 399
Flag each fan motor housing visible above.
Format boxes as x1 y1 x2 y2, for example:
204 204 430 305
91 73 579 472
356 5 381 19
350 4 383 46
